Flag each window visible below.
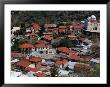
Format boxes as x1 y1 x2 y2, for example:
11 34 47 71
95 27 97 30
49 51 52 53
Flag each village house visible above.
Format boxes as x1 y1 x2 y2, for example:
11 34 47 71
47 48 56 54
43 35 53 41
44 24 57 32
25 33 38 39
58 26 69 34
11 52 27 59
16 59 32 72
87 15 100 33
53 28 59 34
29 57 42 67
69 23 82 35
90 58 100 65
82 15 100 33
11 27 21 35
69 54 80 62
57 47 70 54
31 23 41 33
11 12 100 77
57 47 76 55
26 27 32 33
34 43 50 54
67 33 77 40
55 59 67 69
11 27 21 39
19 43 33 53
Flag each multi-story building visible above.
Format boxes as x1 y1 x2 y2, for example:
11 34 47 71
81 15 100 33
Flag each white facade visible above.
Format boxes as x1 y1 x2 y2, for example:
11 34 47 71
11 27 20 34
90 58 100 63
87 22 100 32
44 24 57 28
47 49 56 54
36 48 49 52
26 27 31 33
86 15 100 32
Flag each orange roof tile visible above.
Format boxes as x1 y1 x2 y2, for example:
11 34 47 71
90 20 100 23
29 57 42 63
70 24 81 29
26 67 39 72
57 47 70 54
55 61 63 65
44 35 53 40
38 40 47 45
34 43 46 48
69 54 80 60
19 43 33 48
35 72 48 77
26 65 47 72
36 65 47 69
16 59 31 68
56 60 67 65
26 33 38 37
58 29 65 32
59 26 67 29
31 23 40 31
69 50 76 54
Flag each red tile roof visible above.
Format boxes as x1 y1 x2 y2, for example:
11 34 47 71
69 50 76 54
34 43 46 48
26 33 38 37
58 29 65 33
59 26 68 29
38 40 47 45
16 59 31 68
55 59 67 65
19 43 33 48
44 35 53 40
89 20 100 23
26 67 39 72
71 25 81 29
11 52 27 58
29 57 42 63
57 47 70 54
35 72 48 77
36 65 47 69
31 23 40 31
69 54 80 60
26 65 47 72
57 47 76 55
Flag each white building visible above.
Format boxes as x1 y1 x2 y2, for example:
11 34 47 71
90 58 100 64
44 24 57 28
47 48 56 54
11 27 21 41
82 15 100 33
11 27 20 34
87 15 100 33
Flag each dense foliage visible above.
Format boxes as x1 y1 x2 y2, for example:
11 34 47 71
11 11 100 27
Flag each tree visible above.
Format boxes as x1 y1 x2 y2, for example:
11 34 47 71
50 65 58 77
59 38 74 48
88 64 100 77
11 39 20 52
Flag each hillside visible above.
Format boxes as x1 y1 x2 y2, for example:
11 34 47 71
11 11 100 27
